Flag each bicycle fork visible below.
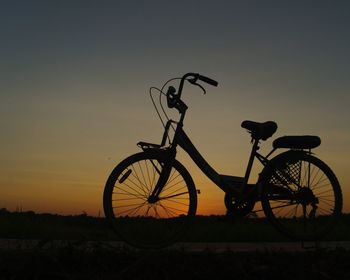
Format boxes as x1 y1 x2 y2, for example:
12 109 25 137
147 150 176 203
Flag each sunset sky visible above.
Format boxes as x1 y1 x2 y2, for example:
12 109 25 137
1 0 349 216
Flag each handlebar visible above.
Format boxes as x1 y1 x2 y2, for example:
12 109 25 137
197 74 219 87
166 72 218 114
177 72 218 99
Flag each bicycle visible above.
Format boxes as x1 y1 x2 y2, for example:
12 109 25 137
103 72 343 249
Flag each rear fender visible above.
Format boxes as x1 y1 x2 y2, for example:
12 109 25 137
257 150 309 193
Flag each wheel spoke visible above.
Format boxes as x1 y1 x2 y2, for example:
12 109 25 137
159 191 190 200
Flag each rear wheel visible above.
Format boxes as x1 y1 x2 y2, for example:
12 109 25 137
261 151 342 241
103 151 197 249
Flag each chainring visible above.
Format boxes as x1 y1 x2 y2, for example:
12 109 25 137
224 192 256 217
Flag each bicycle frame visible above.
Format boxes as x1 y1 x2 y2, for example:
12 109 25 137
176 124 274 191
143 118 274 197
176 127 222 188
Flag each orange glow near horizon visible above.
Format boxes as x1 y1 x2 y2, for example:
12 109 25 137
1 145 349 217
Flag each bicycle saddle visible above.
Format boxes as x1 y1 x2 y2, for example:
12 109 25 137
241 120 278 141
273 135 321 150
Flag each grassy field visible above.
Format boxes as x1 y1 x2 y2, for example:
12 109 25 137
1 210 350 242
1 210 350 279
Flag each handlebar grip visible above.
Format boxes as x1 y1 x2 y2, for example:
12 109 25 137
198 74 218 87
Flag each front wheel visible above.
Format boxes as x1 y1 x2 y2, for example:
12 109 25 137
261 151 342 241
103 151 197 249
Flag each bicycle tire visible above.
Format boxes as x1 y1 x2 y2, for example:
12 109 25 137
260 151 342 241
103 151 197 249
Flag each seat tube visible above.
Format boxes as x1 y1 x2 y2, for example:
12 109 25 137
242 139 260 188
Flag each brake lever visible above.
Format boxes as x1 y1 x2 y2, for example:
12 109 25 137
195 82 206 94
187 78 206 94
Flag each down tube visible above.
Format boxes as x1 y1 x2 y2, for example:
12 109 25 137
177 129 224 190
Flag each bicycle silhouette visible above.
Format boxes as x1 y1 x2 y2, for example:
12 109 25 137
103 73 343 249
